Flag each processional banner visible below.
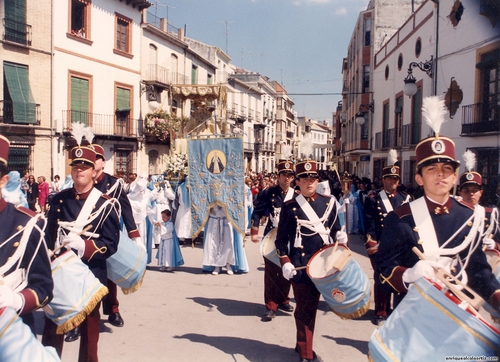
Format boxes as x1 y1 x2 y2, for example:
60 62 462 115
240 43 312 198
187 137 245 238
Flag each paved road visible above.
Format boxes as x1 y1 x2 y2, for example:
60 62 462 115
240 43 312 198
49 232 378 362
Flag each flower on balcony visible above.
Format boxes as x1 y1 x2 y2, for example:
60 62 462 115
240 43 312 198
164 153 188 179
144 110 183 142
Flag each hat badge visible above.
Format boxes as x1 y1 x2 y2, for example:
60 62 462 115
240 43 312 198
391 167 397 174
285 162 291 169
75 148 83 157
431 139 445 154
466 173 474 181
304 162 312 171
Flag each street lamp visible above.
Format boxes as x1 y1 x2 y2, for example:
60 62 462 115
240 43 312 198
355 101 374 125
403 56 434 97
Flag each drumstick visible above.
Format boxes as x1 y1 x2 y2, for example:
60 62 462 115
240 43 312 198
49 225 93 257
293 265 308 271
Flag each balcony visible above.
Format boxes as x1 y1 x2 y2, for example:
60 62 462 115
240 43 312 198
144 64 170 86
461 102 500 136
244 142 254 152
3 18 32 46
0 100 40 125
383 128 395 148
62 110 140 138
286 131 295 139
401 123 421 146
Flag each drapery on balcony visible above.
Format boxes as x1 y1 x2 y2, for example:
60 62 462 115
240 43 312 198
3 18 32 46
62 110 140 138
0 100 40 125
461 102 500 135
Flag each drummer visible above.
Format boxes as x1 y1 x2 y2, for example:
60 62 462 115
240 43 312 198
363 149 412 325
250 159 295 322
0 134 53 334
375 96 500 319
42 144 120 361
275 159 347 362
457 152 499 251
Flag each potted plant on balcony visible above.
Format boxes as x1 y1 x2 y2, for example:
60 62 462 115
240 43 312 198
144 110 184 142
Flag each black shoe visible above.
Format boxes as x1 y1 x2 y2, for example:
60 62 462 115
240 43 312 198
64 327 80 342
371 315 387 326
108 312 124 327
278 303 294 312
295 347 317 361
261 309 276 322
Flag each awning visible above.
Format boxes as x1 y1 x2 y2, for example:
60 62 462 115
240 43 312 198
476 49 500 69
3 62 36 124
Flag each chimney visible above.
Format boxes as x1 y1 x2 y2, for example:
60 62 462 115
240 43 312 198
160 18 167 32
178 27 184 41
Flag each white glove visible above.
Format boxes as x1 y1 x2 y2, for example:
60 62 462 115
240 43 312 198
336 231 348 245
282 262 297 280
133 237 147 252
0 284 23 312
402 260 442 284
63 234 85 257
483 237 497 250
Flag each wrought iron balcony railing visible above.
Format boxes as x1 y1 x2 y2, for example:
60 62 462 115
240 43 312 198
461 102 500 135
0 100 40 125
3 18 32 46
62 110 141 138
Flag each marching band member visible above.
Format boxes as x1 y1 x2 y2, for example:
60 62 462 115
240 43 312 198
275 159 347 362
375 97 500 320
92 144 140 330
0 135 53 333
42 145 120 361
363 149 412 325
251 159 295 322
458 150 499 251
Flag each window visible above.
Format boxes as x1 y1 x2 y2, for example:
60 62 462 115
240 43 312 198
171 54 178 83
395 96 403 146
148 150 160 175
191 65 198 85
477 48 500 123
207 74 212 85
363 17 371 47
4 0 30 46
115 14 131 54
363 65 370 93
115 86 131 136
70 75 90 125
3 62 36 124
8 144 31 174
114 149 132 174
382 102 390 148
70 0 90 39
411 87 422 144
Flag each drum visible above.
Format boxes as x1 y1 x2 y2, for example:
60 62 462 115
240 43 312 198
368 278 500 361
483 248 500 322
0 307 60 362
259 228 280 267
106 231 147 294
43 250 108 335
307 244 371 319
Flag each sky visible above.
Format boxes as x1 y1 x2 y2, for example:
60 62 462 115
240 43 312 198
150 0 371 123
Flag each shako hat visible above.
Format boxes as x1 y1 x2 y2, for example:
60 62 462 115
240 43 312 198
277 159 294 174
382 149 400 178
295 159 318 178
0 135 10 166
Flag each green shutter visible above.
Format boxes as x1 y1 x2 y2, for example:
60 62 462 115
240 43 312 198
70 76 89 125
116 88 130 111
4 0 27 45
3 62 36 124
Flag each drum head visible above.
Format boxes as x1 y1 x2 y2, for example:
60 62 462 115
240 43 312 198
307 244 347 278
260 228 277 257
485 249 500 271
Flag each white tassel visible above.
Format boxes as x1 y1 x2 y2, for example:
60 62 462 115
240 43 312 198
462 150 476 172
71 122 86 146
422 96 448 137
294 225 302 248
387 149 398 166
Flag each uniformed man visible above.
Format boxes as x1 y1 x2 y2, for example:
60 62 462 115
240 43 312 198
375 97 500 321
42 145 120 361
0 135 53 333
363 149 412 325
251 159 295 322
457 151 499 251
275 159 347 362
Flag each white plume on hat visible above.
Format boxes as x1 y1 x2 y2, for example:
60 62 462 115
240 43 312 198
71 122 86 146
462 150 476 173
83 125 95 144
422 96 448 137
387 149 398 166
282 144 293 159
300 136 313 159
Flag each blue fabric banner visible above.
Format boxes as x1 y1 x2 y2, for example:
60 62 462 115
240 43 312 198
188 137 245 237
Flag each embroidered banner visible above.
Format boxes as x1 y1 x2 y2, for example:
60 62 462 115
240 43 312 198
188 137 245 237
